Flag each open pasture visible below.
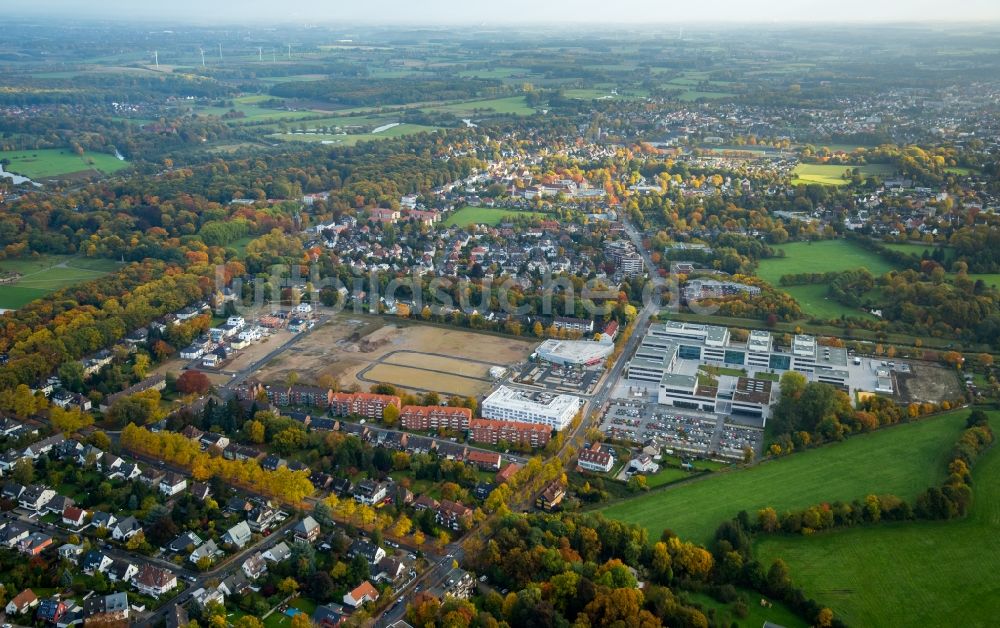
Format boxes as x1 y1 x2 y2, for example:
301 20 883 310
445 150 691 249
0 149 129 179
446 206 548 227
790 163 895 186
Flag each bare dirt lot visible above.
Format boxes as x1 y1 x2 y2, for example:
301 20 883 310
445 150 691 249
256 315 538 396
895 362 963 403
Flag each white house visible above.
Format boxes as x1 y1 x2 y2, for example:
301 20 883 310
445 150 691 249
222 521 252 549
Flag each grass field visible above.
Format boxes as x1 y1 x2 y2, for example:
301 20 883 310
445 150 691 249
446 206 548 227
677 90 736 101
881 241 952 259
683 589 807 628
755 411 1000 627
782 284 874 320
0 255 121 309
790 163 895 186
0 149 129 179
969 273 1000 288
270 123 438 145
425 96 535 116
756 240 900 285
600 409 970 545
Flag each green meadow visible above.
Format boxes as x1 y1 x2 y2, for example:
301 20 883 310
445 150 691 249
1 149 129 179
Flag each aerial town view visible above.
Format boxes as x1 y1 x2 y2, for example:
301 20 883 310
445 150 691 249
0 1 998 626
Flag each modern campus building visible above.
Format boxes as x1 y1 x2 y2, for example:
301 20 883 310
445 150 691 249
624 321 886 426
481 385 582 430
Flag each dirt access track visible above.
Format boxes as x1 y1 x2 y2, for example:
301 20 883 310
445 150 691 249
256 315 538 397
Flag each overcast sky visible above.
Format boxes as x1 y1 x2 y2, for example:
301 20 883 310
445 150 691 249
9 0 1000 24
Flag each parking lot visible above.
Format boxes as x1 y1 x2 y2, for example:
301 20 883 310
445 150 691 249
599 402 763 460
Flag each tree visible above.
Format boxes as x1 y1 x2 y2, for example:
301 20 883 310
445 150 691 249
382 404 400 426
50 406 94 434
289 613 311 628
134 354 151 379
176 371 211 395
11 458 34 485
11 384 37 419
247 420 265 444
278 577 300 596
125 531 146 551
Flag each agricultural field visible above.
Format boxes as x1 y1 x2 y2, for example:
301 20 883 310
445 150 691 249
255 316 537 397
754 411 1000 627
424 96 536 116
790 163 895 186
0 148 129 179
676 90 736 101
270 123 438 146
0 255 122 310
600 408 970 544
682 589 807 628
446 206 549 227
881 242 953 259
756 240 900 285
968 273 1000 288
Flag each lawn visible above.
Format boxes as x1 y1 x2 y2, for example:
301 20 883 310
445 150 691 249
782 284 874 321
790 163 895 186
446 206 549 227
600 409 970 545
263 597 318 628
756 240 900 285
642 467 700 488
881 241 952 260
0 148 129 179
968 273 1000 288
0 255 121 309
754 411 1000 627
682 589 808 628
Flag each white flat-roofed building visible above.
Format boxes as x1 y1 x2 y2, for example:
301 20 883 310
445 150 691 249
536 339 613 366
482 386 582 430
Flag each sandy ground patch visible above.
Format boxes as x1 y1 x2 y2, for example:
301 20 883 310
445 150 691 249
361 363 490 397
255 315 537 395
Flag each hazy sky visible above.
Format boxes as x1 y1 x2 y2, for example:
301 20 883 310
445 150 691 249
9 0 1000 24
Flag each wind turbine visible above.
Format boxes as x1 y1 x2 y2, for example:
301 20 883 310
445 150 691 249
218 43 223 62
258 47 263 62
287 44 292 59
153 50 159 69
199 47 206 67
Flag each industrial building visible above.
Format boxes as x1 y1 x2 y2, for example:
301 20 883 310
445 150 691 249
535 338 614 366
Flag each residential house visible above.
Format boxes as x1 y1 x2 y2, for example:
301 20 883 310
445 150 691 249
62 506 87 528
111 516 143 541
263 541 292 564
247 503 279 532
0 522 29 548
57 543 84 561
465 450 502 471
36 598 68 625
45 494 74 515
17 532 53 556
82 551 113 575
159 472 188 497
343 581 379 608
90 511 117 531
353 480 387 506
577 443 615 473
191 587 225 609
83 592 129 625
109 558 139 583
311 604 345 628
133 564 178 598
536 480 566 511
217 573 250 597
348 539 386 564
222 521 253 549
6 588 38 615
435 500 473 531
242 552 268 580
293 516 321 544
495 463 521 484
399 405 472 431
18 485 56 511
190 481 212 501
168 532 203 553
375 556 407 583
189 540 220 565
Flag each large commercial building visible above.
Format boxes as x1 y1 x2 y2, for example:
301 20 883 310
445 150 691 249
536 338 614 366
481 386 582 430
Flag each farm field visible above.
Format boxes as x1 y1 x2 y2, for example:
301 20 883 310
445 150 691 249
0 255 122 309
270 123 438 145
425 96 535 116
790 163 895 186
0 148 129 179
754 411 1000 627
446 206 549 227
782 283 874 320
881 241 952 259
600 409 970 545
256 316 537 396
756 240 900 285
968 273 1000 288
677 90 736 101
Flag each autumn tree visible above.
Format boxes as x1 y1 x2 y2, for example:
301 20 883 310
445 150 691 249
176 370 211 395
